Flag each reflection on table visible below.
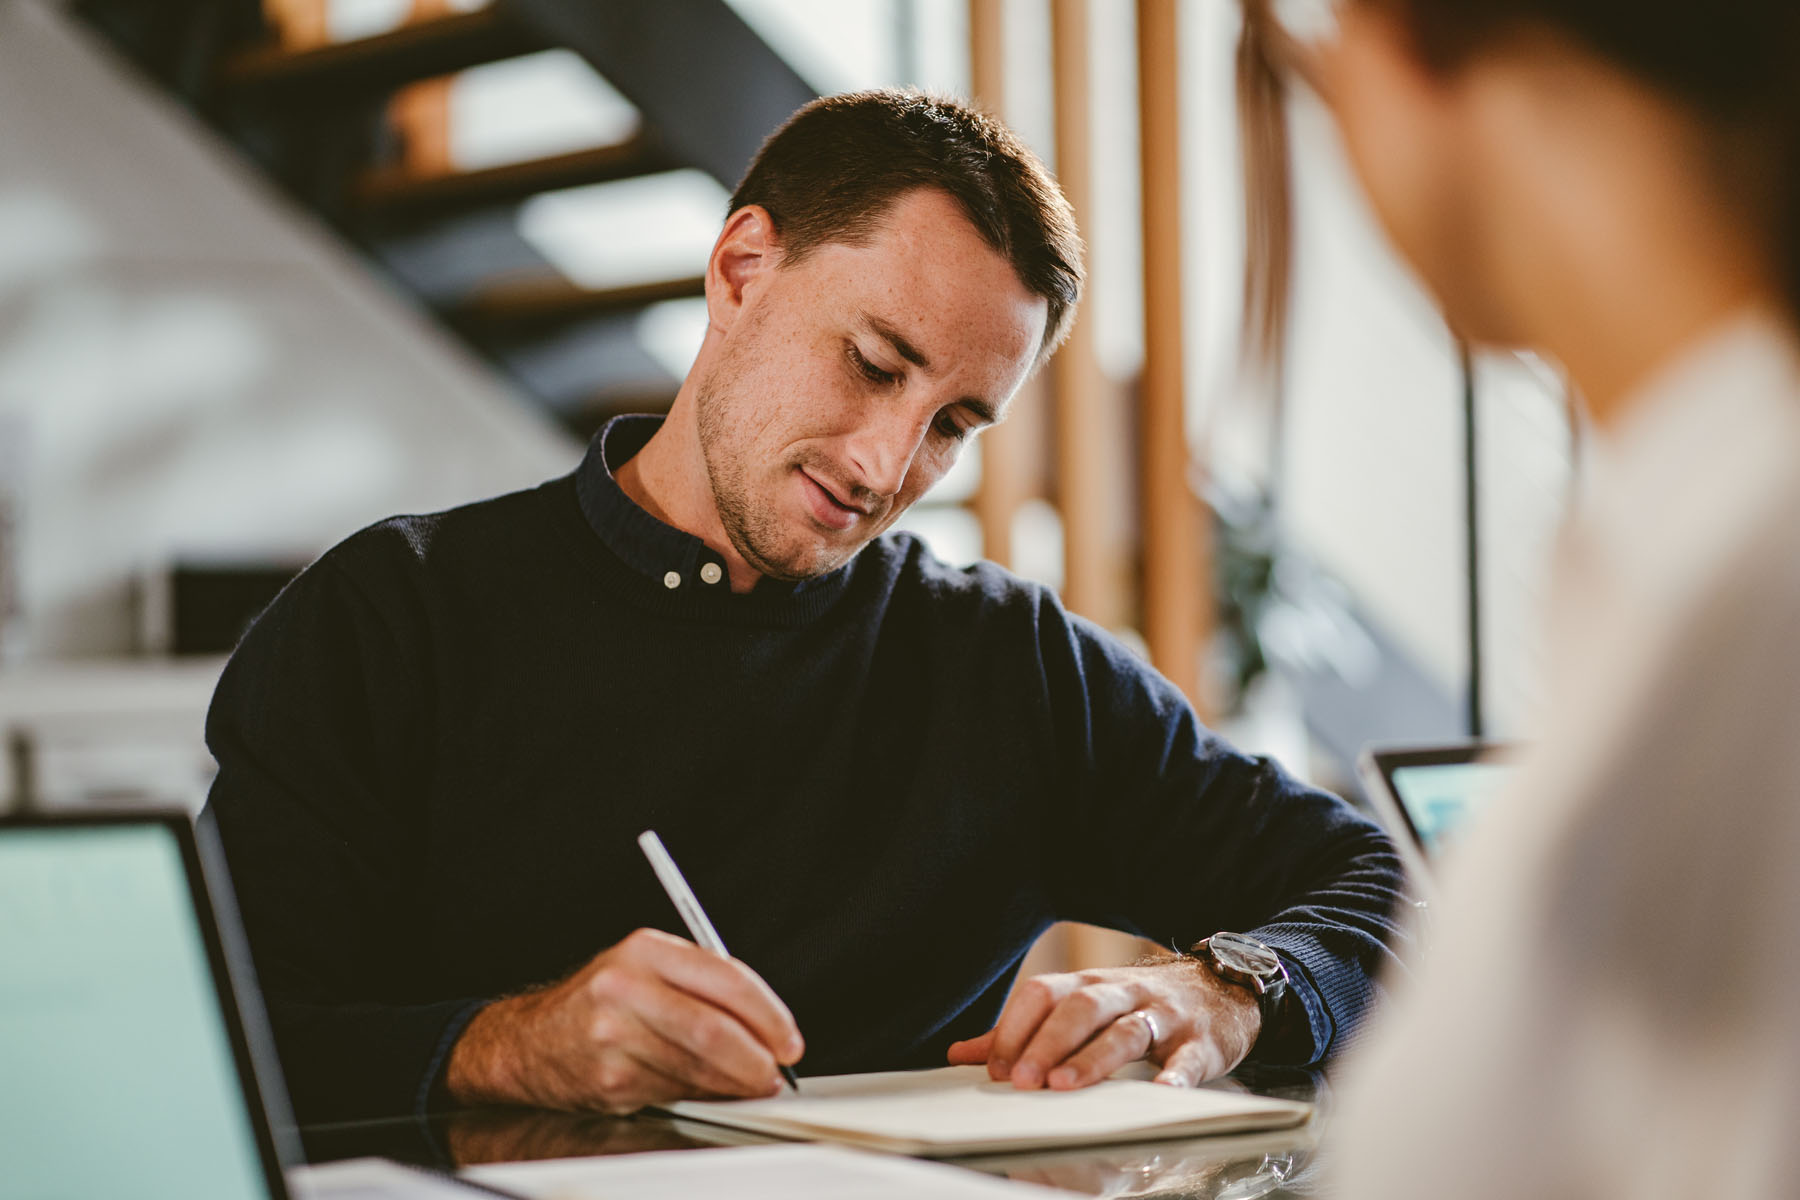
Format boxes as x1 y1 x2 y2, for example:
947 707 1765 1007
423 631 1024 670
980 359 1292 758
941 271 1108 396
297 1064 1331 1200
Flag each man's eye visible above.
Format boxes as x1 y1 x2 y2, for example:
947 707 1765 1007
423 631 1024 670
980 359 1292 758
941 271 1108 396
933 412 971 442
848 345 900 386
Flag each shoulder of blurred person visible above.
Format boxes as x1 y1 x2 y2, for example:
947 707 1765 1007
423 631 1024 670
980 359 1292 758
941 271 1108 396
1331 310 1800 1199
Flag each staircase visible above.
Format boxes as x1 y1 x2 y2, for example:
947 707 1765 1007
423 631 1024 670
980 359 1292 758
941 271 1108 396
72 0 818 439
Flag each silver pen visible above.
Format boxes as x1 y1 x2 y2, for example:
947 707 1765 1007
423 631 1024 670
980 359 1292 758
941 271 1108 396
637 829 800 1092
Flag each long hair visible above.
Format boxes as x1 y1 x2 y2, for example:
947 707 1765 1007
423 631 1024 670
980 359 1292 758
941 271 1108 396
1235 0 1296 378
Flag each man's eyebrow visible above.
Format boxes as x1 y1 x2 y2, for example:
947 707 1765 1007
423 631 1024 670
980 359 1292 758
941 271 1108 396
859 313 1000 426
960 397 1000 426
864 315 933 371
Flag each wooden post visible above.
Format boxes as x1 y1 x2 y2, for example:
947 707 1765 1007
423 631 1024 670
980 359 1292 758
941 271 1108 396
390 76 456 178
973 0 1070 975
1051 0 1153 973
1136 0 1209 712
967 0 1035 570
968 0 1005 131
262 0 328 49
1049 0 1119 628
390 4 467 180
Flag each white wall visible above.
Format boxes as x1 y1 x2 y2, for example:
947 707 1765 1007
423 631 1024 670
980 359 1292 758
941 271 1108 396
0 0 579 662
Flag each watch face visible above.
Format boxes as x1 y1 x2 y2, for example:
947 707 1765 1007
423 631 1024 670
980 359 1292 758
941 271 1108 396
1210 932 1280 978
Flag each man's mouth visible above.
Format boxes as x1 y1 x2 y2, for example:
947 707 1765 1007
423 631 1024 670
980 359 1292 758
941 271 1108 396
798 468 873 532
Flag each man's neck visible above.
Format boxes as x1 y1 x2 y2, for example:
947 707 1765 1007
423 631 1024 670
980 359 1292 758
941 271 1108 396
611 395 766 593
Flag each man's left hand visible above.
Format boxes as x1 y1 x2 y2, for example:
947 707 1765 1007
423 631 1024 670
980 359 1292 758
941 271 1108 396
946 957 1259 1090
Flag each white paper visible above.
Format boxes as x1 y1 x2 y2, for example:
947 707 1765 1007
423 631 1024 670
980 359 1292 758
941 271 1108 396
463 1143 1066 1200
289 1156 504 1199
663 1065 1311 1155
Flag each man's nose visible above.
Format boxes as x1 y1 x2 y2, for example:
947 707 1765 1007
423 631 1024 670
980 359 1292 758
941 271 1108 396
843 408 930 499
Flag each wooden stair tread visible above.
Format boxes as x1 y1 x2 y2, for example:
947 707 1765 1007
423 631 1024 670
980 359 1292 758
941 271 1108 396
452 274 707 331
355 136 672 218
220 8 546 95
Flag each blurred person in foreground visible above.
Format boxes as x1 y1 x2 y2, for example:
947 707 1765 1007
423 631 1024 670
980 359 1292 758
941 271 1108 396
203 89 1406 1123
1282 0 1800 1194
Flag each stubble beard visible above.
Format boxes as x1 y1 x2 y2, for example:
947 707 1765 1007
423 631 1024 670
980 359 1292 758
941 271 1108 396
695 370 849 583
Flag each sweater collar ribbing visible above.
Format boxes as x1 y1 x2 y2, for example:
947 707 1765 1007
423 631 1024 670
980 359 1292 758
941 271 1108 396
573 415 855 623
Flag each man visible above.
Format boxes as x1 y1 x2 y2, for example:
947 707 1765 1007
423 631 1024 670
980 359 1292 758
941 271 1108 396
204 90 1405 1123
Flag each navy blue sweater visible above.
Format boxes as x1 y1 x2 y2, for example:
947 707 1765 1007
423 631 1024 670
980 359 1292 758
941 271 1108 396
203 417 1406 1123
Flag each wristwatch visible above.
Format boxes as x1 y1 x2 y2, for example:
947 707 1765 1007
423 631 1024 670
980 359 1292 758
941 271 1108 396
1194 932 1289 1033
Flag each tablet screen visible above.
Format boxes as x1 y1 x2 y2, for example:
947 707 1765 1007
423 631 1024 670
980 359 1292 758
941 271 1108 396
0 823 275 1200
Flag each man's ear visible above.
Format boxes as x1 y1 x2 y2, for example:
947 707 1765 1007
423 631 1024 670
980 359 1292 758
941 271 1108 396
706 205 780 332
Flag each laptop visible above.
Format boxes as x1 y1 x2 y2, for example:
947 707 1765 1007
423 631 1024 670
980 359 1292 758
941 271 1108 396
1356 741 1519 897
0 810 510 1200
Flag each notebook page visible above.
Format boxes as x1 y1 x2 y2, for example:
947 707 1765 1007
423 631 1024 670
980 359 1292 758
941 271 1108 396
664 1065 1310 1151
463 1143 1067 1199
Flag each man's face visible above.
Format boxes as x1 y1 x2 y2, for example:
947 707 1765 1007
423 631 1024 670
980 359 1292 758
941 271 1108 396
694 187 1048 581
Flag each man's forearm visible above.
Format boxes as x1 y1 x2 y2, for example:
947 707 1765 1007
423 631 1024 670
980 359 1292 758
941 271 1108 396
443 928 803 1115
445 994 535 1107
1243 818 1410 1065
263 994 490 1123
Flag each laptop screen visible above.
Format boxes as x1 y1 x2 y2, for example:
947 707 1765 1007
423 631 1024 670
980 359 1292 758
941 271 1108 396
0 821 276 1200
1387 759 1516 857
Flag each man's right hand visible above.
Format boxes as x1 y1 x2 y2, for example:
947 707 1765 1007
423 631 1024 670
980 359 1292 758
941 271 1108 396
445 927 804 1113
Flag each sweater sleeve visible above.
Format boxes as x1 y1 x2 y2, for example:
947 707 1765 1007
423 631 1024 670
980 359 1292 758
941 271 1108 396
1035 598 1410 1067
201 535 484 1123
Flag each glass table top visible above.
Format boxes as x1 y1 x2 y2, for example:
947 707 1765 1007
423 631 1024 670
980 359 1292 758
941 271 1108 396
298 1064 1330 1199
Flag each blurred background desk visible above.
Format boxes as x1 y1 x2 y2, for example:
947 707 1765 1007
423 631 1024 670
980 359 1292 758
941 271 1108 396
299 1065 1329 1199
0 657 223 814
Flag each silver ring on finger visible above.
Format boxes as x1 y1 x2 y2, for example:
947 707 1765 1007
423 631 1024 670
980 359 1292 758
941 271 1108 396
1127 1009 1159 1054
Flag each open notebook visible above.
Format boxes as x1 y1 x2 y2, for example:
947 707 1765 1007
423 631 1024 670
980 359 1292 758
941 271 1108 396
463 1144 1071 1200
662 1065 1312 1157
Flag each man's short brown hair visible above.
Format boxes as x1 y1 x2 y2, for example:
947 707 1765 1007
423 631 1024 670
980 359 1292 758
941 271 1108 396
729 89 1085 366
